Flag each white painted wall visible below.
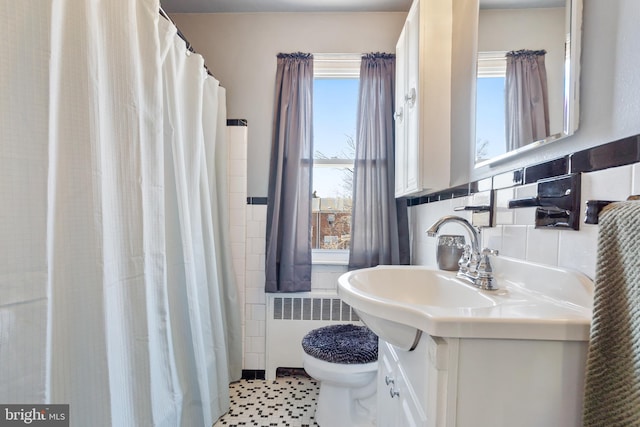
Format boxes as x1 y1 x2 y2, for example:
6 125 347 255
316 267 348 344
170 12 407 197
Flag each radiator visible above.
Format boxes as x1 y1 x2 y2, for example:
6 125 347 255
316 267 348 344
265 292 360 380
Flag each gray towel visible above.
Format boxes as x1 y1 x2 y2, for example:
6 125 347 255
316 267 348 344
583 200 640 426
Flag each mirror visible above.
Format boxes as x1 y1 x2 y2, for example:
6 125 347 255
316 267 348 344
474 0 582 168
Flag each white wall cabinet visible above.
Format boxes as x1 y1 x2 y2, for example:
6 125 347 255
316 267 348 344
395 0 452 197
394 0 476 197
378 333 588 426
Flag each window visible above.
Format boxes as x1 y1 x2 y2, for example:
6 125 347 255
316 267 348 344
312 54 360 255
476 51 507 162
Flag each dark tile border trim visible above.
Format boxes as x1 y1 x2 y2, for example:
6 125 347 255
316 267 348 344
247 197 268 205
408 134 640 207
227 119 248 127
525 156 569 184
407 183 471 206
570 135 640 173
241 369 266 380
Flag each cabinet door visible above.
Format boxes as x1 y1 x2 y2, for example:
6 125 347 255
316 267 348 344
394 0 461 196
394 0 420 197
404 0 421 194
378 342 400 426
379 339 429 427
394 24 407 197
396 368 428 427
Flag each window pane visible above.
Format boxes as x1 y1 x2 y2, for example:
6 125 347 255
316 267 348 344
312 77 358 251
314 78 358 159
311 167 352 250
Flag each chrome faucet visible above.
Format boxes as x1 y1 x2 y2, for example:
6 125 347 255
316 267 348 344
426 215 499 290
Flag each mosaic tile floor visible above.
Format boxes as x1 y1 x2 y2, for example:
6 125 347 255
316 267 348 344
213 373 320 427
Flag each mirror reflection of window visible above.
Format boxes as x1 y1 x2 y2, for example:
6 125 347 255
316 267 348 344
476 52 506 163
475 3 568 167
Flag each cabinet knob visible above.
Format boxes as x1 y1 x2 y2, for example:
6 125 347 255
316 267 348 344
389 387 400 398
394 108 403 122
405 88 417 108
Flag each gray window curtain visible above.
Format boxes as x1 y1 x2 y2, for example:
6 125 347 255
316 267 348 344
505 49 550 151
265 53 314 292
348 53 410 270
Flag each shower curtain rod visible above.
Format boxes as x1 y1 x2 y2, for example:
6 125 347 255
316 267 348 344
158 7 220 83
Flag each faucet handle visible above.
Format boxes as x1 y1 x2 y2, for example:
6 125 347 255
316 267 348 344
478 248 499 273
476 248 499 290
481 248 499 257
458 245 471 273
478 248 499 274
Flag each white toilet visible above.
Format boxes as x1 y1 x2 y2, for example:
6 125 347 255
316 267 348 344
302 324 378 427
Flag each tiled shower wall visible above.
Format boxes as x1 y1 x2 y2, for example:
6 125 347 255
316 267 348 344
227 125 248 369
410 161 640 280
244 203 267 369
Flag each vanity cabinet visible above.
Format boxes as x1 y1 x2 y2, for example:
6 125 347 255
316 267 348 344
377 335 450 427
394 0 477 197
378 334 588 426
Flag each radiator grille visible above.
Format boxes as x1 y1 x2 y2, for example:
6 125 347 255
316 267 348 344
271 296 359 322
265 293 362 379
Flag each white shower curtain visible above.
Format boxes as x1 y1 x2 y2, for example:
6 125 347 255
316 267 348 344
0 1 240 425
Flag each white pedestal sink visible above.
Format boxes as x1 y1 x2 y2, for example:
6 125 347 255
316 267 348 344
338 256 593 349
339 257 594 426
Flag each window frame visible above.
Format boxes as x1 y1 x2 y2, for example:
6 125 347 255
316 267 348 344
477 51 507 78
311 54 361 264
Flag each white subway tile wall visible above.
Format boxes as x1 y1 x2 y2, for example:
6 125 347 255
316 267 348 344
581 164 632 203
632 164 640 194
494 187 516 225
512 184 538 226
245 204 267 369
227 126 248 369
525 227 560 266
410 162 640 281
501 225 528 259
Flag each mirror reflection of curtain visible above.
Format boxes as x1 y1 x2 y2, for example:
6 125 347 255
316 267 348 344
505 49 550 151
348 53 410 270
265 53 314 293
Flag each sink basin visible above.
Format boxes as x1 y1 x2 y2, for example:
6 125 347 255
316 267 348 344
348 268 496 309
338 257 593 350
